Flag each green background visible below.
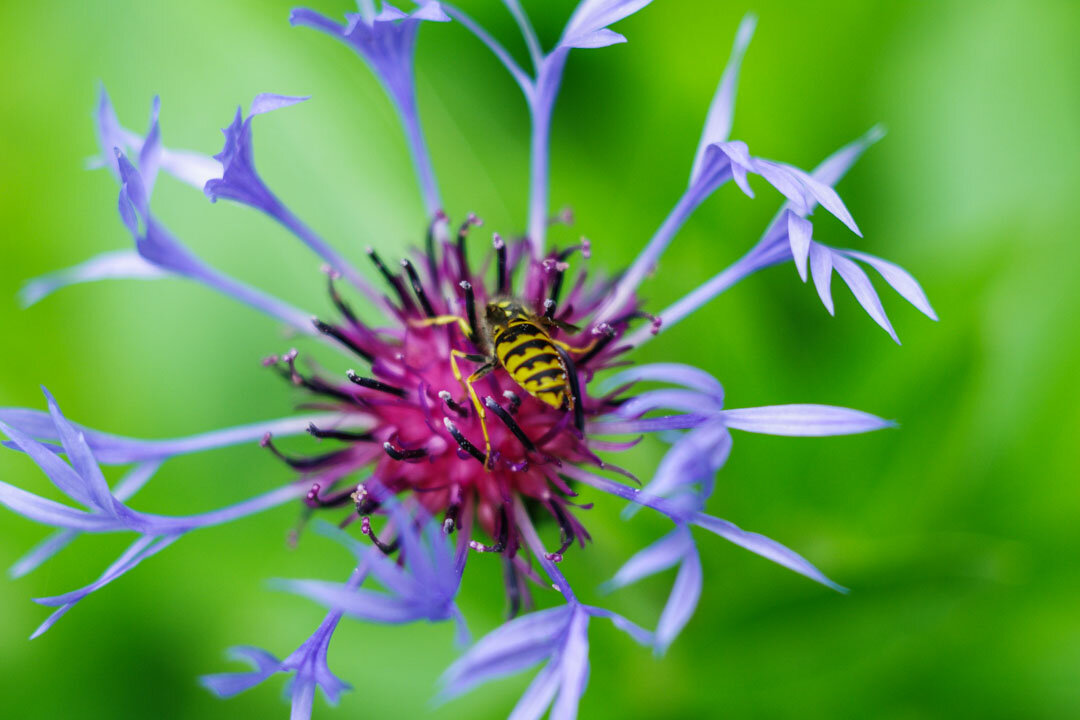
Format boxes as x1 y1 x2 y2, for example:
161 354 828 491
1 1 1077 718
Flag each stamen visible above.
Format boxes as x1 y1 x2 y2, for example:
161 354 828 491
493 233 508 296
306 423 374 442
260 432 352 470
438 390 469 418
548 207 574 227
401 258 435 317
324 269 359 325
304 482 357 509
545 259 570 305
360 516 400 555
484 396 536 453
576 323 616 366
383 441 427 461
271 353 357 405
456 213 481 279
543 298 556 320
312 317 374 362
459 280 480 342
503 556 522 619
544 500 576 562
351 483 380 515
609 309 662 335
502 390 521 415
346 369 408 398
366 247 414 311
469 504 509 553
443 485 463 534
442 417 486 465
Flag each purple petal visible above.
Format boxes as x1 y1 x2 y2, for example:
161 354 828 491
721 404 893 436
604 526 692 590
141 483 306 534
587 415 709 435
811 124 886 188
655 545 702 654
0 419 99 511
809 242 835 314
603 363 723 398
583 607 653 647
831 252 900 342
0 479 112 531
31 534 179 639
550 609 590 720
785 164 862 236
411 2 451 23
630 422 731 513
250 93 310 116
615 389 724 418
439 606 572 699
200 645 282 697
693 513 845 591
19 250 168 307
841 249 938 321
508 661 561 720
289 678 316 720
440 6 531 97
787 211 813 282
561 0 653 49
690 13 757 184
274 579 430 624
42 388 116 516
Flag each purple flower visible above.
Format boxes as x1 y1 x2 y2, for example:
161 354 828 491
200 569 361 719
1 6 939 719
290 2 449 215
0 389 311 638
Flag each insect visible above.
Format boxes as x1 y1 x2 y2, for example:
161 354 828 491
412 291 596 468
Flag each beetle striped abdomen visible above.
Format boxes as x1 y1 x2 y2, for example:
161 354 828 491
493 320 570 410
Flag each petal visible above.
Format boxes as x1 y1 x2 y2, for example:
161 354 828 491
0 419 99 511
560 28 626 49
18 250 169 307
655 545 702 654
274 579 426 624
586 415 709 435
42 388 116 516
785 165 862 237
200 645 282 697
141 483 306 534
615 389 724 418
508 660 561 720
787 211 813 282
603 526 692 591
550 608 590 720
840 249 938 321
249 93 310 116
583 607 653 647
690 13 757 184
439 606 572 699
693 513 845 591
831 252 900 343
602 363 723 397
721 404 893 436
561 0 653 49
811 124 886 188
0 479 112 531
809 242 835 314
440 5 532 97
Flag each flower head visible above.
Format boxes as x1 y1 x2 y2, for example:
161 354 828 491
1 3 938 719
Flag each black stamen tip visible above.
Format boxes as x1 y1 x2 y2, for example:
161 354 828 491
346 370 408 398
383 441 427 461
469 504 509 554
401 258 435 317
485 396 536 453
443 417 487 465
312 317 374 362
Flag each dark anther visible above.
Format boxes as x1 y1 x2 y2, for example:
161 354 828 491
438 391 469 418
484 396 536 453
459 280 480 342
261 432 352 470
545 500 576 561
548 207 574 227
306 423 374 442
361 516 400 555
503 390 521 415
325 270 359 325
503 556 522 619
443 486 462 534
401 258 435 317
351 483 381 516
443 417 487 465
346 369 408 398
312 317 374 362
469 504 509 553
547 260 568 306
304 483 358 509
609 309 661 335
553 346 586 433
383 441 428 461
557 240 589 262
576 323 616 367
366 247 414 311
494 233 508 296
456 213 480 280
543 298 557 320
272 353 357 405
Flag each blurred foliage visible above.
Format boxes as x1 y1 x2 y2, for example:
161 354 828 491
1 1 1078 718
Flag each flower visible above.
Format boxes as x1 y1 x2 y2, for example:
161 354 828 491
0 3 937 719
